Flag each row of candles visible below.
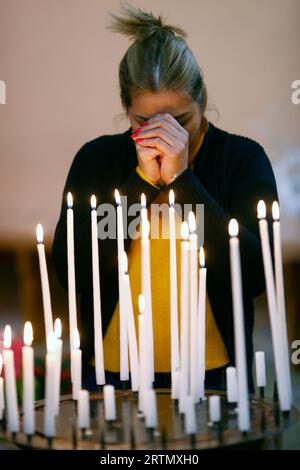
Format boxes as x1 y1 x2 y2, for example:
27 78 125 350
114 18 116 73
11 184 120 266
0 188 292 437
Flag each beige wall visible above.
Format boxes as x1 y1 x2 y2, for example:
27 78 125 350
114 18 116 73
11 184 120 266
0 0 299 255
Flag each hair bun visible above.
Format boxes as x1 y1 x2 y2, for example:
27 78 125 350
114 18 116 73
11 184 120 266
107 2 187 41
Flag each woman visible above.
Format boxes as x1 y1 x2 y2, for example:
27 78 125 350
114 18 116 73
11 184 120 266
52 5 278 392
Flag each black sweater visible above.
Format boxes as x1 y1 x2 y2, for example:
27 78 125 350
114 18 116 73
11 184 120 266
52 122 278 391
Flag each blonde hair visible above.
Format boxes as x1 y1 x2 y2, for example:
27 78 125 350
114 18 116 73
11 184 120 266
107 3 208 128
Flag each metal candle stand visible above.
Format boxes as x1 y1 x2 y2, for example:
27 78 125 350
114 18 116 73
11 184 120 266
0 388 298 450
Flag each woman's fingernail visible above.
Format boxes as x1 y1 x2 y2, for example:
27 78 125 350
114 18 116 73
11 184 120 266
133 127 142 133
131 133 138 138
136 138 144 142
142 121 149 126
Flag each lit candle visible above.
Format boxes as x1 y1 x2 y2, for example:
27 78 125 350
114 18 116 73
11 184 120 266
169 190 180 394
179 221 190 412
91 195 105 385
141 195 154 382
184 395 197 435
67 192 78 382
44 331 57 437
138 295 151 413
115 189 129 382
255 351 266 388
103 385 116 421
228 219 250 431
3 325 19 433
209 395 221 423
171 368 180 400
0 354 5 421
197 247 206 401
22 321 35 435
144 389 157 429
272 201 292 403
121 251 139 391
188 212 198 402
36 224 53 340
257 201 290 411
226 366 238 404
71 328 82 400
78 390 90 430
54 318 63 416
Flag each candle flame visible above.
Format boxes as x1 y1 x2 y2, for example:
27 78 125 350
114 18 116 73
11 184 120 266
0 354 2 375
188 211 196 233
141 193 146 209
257 200 266 219
67 192 73 209
73 328 80 350
272 201 280 221
228 218 239 237
199 247 205 268
54 318 62 339
91 194 97 210
138 294 145 314
4 325 12 349
121 251 128 274
36 223 43 243
169 189 175 206
23 321 33 346
47 331 57 354
114 189 121 206
181 221 189 241
142 219 150 239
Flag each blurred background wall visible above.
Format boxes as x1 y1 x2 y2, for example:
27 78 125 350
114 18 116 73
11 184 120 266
0 0 299 447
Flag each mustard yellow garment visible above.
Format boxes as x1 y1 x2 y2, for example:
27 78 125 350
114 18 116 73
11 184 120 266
103 124 229 372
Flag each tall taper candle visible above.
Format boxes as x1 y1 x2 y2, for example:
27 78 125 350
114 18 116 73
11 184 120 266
54 318 63 416
3 325 19 433
36 224 53 339
169 190 180 392
91 195 105 385
272 201 292 403
179 222 190 410
67 192 78 382
255 351 266 388
197 247 206 400
115 189 129 382
22 321 35 435
257 200 290 411
71 328 82 400
228 219 250 431
0 354 5 421
188 212 198 402
121 251 139 391
44 331 57 437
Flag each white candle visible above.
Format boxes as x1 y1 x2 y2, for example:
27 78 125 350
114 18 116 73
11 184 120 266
141 196 154 382
188 212 198 402
115 189 129 382
54 318 63 416
22 321 35 435
257 201 290 411
138 295 152 413
272 201 292 403
226 366 238 403
171 368 180 400
91 195 105 385
36 224 53 340
184 395 197 435
3 325 19 433
179 222 190 411
197 247 207 400
0 354 5 421
169 190 180 393
71 328 82 400
44 331 57 437
209 395 221 423
121 251 139 391
144 389 157 429
228 219 250 431
255 351 266 388
78 389 90 430
103 385 116 421
67 192 78 382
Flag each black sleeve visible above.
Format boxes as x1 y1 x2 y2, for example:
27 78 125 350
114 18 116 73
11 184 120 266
52 142 161 294
162 140 278 299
